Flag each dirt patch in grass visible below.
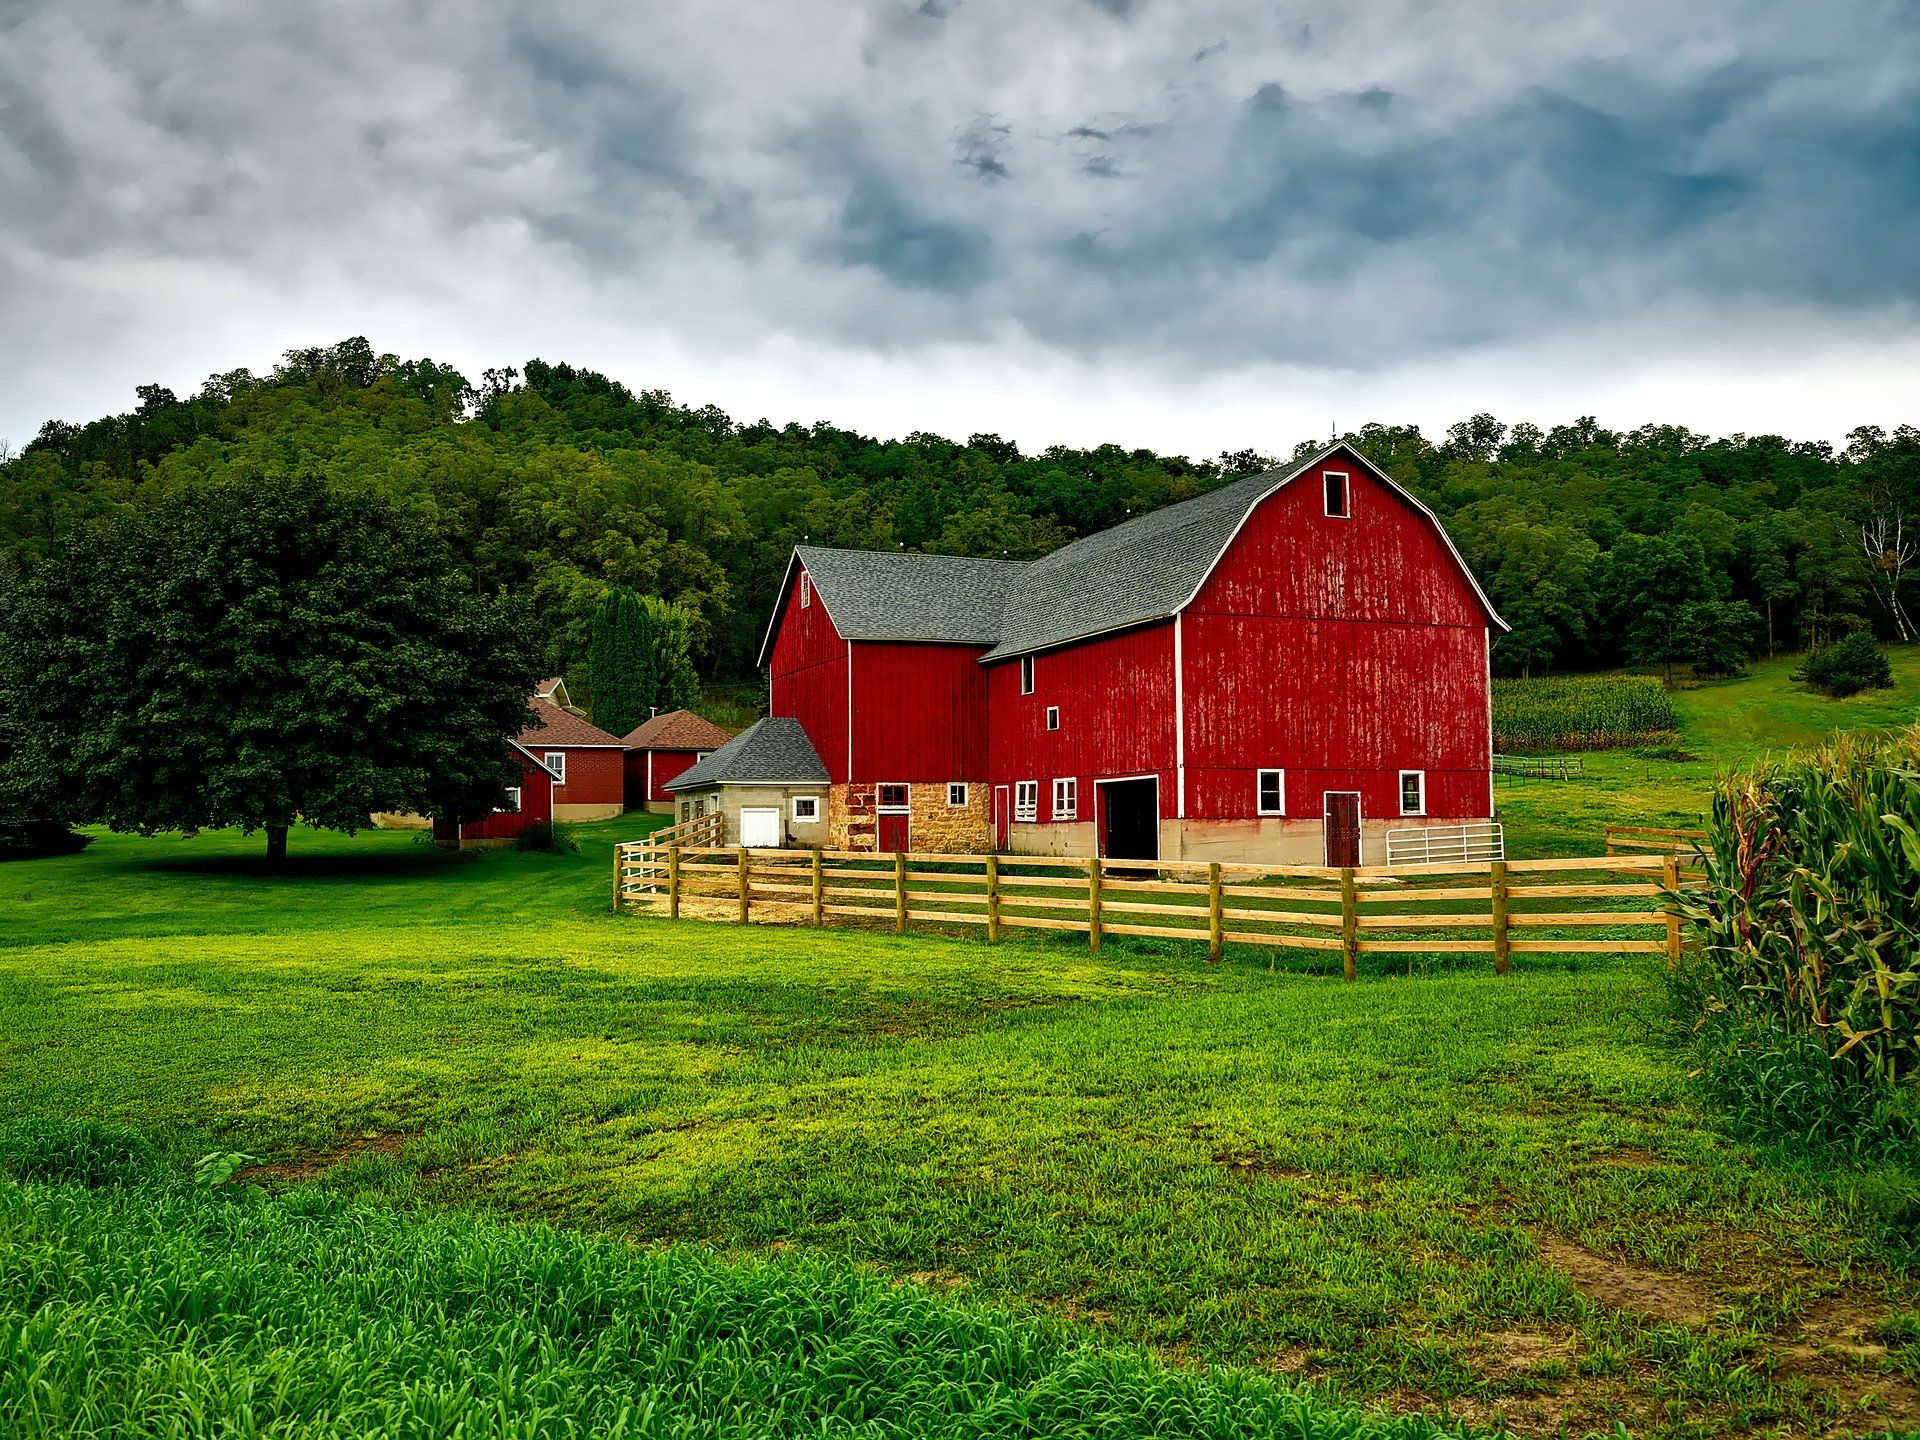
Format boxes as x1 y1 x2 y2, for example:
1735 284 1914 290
237 1132 407 1183
1535 1232 1722 1324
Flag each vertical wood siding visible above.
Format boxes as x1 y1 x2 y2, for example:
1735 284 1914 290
850 642 989 782
767 565 851 784
1182 460 1492 821
985 623 1176 823
462 750 554 841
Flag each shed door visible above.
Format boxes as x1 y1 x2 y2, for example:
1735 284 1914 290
992 786 1011 851
740 807 782 849
1323 792 1361 867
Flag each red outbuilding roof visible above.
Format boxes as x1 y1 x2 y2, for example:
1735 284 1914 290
517 697 626 748
622 709 736 751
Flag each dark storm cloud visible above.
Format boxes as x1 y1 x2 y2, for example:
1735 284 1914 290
1 0 1918 393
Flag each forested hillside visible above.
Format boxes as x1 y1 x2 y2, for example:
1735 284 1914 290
4 337 1916 686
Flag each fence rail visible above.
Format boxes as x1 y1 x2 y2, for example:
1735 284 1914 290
1492 754 1586 780
616 843 1692 977
618 811 723 894
1603 823 1706 856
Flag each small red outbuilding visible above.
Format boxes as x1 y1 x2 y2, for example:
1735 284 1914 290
621 709 737 813
433 740 555 846
517 698 629 821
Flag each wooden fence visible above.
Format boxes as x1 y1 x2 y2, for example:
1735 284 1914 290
1492 754 1586 780
1604 823 1706 856
615 845 1692 976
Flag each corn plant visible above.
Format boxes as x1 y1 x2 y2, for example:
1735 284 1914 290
1672 729 1920 1152
1493 675 1680 753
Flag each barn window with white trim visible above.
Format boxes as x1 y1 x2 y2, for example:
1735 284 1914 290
1052 777 1076 820
799 573 811 608
792 795 819 822
1014 781 1038 822
1399 770 1426 816
1256 769 1285 816
947 782 968 807
544 752 566 784
1323 470 1349 518
1046 706 1060 731
501 787 521 815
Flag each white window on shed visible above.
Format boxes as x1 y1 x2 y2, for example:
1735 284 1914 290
543 752 566 785
500 787 522 815
792 795 820 822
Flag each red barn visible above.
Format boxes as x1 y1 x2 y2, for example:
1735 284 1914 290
622 709 737 813
753 443 1505 865
432 740 555 846
517 698 628 821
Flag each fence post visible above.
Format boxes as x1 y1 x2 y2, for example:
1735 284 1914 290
613 843 624 913
668 844 681 921
1087 856 1104 952
737 848 750 924
1662 855 1682 969
811 848 824 927
1491 859 1510 975
986 854 1001 942
894 850 907 933
1207 862 1223 963
1340 867 1358 983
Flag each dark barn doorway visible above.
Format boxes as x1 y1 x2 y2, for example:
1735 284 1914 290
1099 778 1159 861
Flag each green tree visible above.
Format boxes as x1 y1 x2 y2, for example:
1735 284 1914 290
588 587 647 737
10 475 540 860
633 595 700 716
1673 599 1761 677
1593 534 1714 677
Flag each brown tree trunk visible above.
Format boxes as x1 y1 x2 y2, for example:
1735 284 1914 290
266 824 288 863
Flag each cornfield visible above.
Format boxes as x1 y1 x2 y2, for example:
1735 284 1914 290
1492 674 1679 753
1671 729 1920 1152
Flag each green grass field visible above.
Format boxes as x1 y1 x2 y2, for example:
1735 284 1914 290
5 654 1920 1438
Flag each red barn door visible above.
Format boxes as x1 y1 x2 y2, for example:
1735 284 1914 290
1324 792 1361 867
992 786 1010 850
876 783 910 852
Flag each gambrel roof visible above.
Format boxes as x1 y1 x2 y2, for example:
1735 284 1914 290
666 717 829 790
756 443 1505 669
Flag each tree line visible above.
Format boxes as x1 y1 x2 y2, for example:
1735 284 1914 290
5 337 1918 688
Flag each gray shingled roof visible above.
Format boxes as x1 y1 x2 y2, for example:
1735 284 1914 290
978 468 1280 661
665 717 829 791
758 547 1026 660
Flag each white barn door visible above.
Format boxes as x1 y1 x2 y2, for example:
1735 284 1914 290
739 807 781 848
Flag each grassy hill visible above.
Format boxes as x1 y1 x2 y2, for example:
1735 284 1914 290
5 807 1920 1437
1496 645 1920 855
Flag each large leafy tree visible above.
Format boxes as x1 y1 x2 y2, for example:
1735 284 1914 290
10 475 541 859
0 559 88 857
634 595 700 716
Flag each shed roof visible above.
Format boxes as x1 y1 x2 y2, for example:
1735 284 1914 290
666 717 830 791
622 709 736 751
517 697 626 749
755 547 1026 666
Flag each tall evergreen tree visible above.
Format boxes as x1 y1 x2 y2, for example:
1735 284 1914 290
588 588 648 737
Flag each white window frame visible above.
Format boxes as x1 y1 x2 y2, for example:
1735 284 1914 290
946 782 968 808
543 751 566 785
1014 780 1038 823
1052 777 1077 820
1256 768 1286 817
501 786 521 815
1323 469 1350 519
877 782 910 812
1019 655 1035 695
1399 769 1426 817
799 573 812 608
1046 706 1060 732
792 795 820 822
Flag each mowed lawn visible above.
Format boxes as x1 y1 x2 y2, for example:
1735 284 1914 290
6 818 1919 1438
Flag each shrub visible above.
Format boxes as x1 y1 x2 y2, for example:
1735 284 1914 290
514 820 578 854
1670 730 1920 1157
0 1116 159 1187
1794 632 1895 698
1492 674 1680 753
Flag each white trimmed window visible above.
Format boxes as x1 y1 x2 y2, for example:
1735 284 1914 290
792 795 820 822
947 782 968 808
1046 706 1060 731
1256 769 1285 816
1014 781 1038 822
1052 777 1077 820
1019 655 1035 695
1324 470 1350 518
501 786 521 815
1399 770 1426 816
543 752 566 785
877 783 909 810
799 573 812 608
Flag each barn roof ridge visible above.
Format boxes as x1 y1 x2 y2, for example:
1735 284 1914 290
666 716 829 790
755 443 1505 668
622 708 737 750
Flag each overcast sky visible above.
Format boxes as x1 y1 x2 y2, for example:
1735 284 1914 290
3 0 1917 457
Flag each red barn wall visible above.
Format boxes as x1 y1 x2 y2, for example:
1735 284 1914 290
1182 458 1492 822
625 748 705 804
462 751 553 842
767 567 850 784
850 642 988 783
985 622 1177 820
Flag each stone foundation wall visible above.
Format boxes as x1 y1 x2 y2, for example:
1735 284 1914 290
828 782 990 853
